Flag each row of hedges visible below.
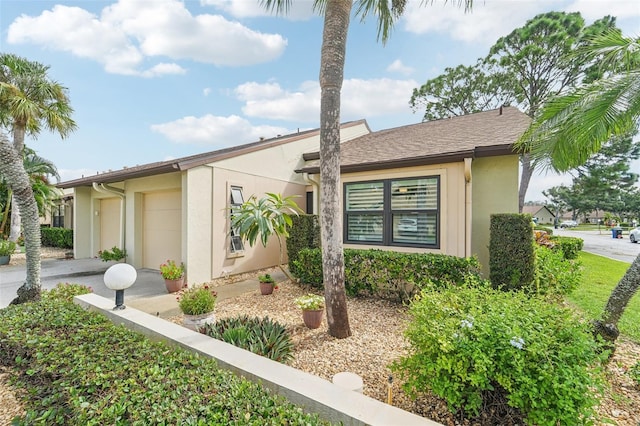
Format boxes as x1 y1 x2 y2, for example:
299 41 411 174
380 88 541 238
40 227 73 249
292 248 481 302
0 287 328 425
550 235 584 260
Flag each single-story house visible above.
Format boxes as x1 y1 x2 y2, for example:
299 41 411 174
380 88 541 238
58 121 370 284
522 205 556 225
297 106 530 274
58 106 530 282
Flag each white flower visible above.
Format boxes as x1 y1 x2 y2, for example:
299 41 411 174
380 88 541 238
510 337 525 350
460 319 473 329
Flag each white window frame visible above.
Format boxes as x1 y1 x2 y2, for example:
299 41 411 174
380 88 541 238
228 184 245 256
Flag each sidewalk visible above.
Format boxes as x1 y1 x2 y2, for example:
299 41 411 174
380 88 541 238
0 257 287 315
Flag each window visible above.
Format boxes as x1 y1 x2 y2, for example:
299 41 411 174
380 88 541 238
229 185 244 253
344 176 439 248
52 204 65 228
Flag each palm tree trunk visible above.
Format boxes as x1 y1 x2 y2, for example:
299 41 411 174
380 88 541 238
319 0 352 339
0 132 41 303
9 124 26 242
518 153 534 213
594 253 640 342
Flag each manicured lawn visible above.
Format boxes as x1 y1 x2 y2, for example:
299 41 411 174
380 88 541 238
569 252 639 342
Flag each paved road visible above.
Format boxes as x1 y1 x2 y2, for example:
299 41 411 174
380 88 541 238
554 227 640 264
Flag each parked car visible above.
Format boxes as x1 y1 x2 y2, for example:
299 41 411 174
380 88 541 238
560 220 578 228
630 227 640 243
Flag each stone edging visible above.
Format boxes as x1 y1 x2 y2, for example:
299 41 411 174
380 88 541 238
74 293 440 426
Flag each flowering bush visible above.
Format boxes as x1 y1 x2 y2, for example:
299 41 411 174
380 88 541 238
294 294 324 310
160 260 184 280
178 285 217 315
393 282 604 425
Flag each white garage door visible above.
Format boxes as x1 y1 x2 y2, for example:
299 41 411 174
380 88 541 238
143 191 182 270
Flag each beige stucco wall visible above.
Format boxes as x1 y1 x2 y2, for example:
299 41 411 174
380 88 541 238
73 187 92 258
339 162 467 258
470 155 519 275
214 123 370 185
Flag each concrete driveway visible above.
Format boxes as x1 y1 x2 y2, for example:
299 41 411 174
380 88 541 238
554 227 640 264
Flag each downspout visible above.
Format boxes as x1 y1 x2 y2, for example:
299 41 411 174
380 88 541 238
464 158 473 258
303 173 320 215
92 182 126 257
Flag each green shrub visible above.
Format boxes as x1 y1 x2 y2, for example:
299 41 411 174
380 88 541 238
0 239 16 256
393 284 604 425
40 227 73 248
98 246 126 262
489 214 535 291
533 246 582 296
549 236 584 260
0 299 327 425
201 315 293 363
629 361 640 387
287 215 320 276
293 248 481 302
41 283 93 303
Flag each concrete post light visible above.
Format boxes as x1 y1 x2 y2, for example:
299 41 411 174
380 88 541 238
103 263 137 310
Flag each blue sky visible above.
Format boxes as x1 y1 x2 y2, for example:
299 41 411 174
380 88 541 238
1 0 639 202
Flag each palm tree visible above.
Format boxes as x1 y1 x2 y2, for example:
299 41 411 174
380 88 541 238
0 54 75 304
0 131 41 303
0 148 61 236
231 192 303 281
0 53 76 242
522 30 640 342
261 0 473 338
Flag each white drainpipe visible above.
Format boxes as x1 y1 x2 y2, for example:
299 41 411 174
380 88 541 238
92 182 126 253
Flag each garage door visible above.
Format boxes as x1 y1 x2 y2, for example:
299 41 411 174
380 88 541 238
143 191 181 269
100 198 121 252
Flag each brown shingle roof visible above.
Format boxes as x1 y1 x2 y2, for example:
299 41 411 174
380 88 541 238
297 107 530 174
58 120 368 188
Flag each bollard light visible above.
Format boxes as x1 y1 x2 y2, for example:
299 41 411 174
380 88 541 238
104 263 137 310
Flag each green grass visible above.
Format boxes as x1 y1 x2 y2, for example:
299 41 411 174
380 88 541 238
568 252 639 342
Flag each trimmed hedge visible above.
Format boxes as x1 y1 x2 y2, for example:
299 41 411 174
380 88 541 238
489 214 535 291
0 292 329 425
293 248 481 302
534 225 553 235
286 215 320 276
41 227 73 249
549 236 584 260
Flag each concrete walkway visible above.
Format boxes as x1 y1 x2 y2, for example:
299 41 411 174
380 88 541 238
0 257 287 315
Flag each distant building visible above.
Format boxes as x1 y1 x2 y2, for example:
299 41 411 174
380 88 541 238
522 205 555 225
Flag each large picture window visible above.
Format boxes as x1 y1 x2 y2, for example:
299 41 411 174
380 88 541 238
344 176 439 248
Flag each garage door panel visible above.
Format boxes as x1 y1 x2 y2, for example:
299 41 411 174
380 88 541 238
143 191 181 269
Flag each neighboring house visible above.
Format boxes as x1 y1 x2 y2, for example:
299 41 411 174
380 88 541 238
57 121 371 284
522 205 555 225
41 188 74 229
297 107 531 274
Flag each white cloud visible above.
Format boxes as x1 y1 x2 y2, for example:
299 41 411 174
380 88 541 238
201 0 316 20
150 114 290 145
203 88 212 96
525 170 573 202
236 78 418 122
402 0 548 45
565 0 640 22
387 59 415 75
7 0 287 76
